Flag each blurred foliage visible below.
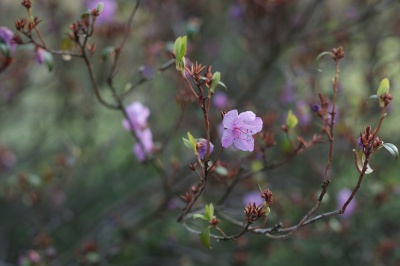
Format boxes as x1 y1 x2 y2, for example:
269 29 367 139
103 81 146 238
1 0 400 265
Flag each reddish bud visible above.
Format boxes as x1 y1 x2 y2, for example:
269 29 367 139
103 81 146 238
332 46 345 60
261 188 274 204
209 216 220 226
21 0 31 9
15 19 27 31
380 92 393 107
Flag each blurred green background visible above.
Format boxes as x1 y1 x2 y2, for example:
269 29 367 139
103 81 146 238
1 0 400 265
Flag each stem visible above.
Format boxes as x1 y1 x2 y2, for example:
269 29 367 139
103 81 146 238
81 48 119 109
277 58 341 238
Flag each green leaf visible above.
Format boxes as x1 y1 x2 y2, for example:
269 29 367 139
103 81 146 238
368 94 379 100
200 227 211 249
251 161 263 172
193 214 208 220
377 78 390 108
97 2 104 13
182 137 193 150
208 203 214 218
265 206 271 216
205 204 211 220
0 43 10 58
214 166 228 176
187 132 196 150
101 47 115 61
174 36 187 71
27 174 42 188
81 12 90 20
43 50 54 72
382 143 399 160
355 150 373 174
286 110 298 129
60 38 74 51
315 51 335 72
218 81 227 91
86 252 101 263
179 36 187 59
173 37 182 60
377 78 390 96
210 72 221 92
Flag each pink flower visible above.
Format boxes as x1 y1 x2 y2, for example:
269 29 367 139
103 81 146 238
122 102 150 131
337 188 356 218
0 26 15 52
243 191 264 206
35 47 45 64
122 102 154 161
133 128 154 161
87 0 117 24
212 91 229 109
221 110 263 152
196 139 214 159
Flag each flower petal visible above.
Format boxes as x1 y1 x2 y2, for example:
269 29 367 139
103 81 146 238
234 135 254 152
221 129 235 148
136 128 154 152
238 111 256 121
237 117 263 134
223 109 238 129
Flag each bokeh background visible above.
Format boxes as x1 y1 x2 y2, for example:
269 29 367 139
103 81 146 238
1 0 400 265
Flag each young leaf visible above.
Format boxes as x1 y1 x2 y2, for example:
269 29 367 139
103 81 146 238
382 143 399 160
81 12 90 20
174 36 187 71
200 227 211 249
355 150 373 174
101 47 115 61
187 132 197 151
43 50 54 72
208 203 214 218
60 38 74 51
214 166 228 176
210 71 221 92
179 36 187 61
218 80 227 91
0 43 10 58
182 137 194 150
205 204 211 220
193 214 208 220
265 206 271 216
368 94 379 100
377 78 390 96
97 2 104 13
286 110 298 129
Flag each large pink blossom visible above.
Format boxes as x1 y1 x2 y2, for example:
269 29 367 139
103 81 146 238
133 128 154 162
122 102 150 131
122 102 154 161
221 110 263 152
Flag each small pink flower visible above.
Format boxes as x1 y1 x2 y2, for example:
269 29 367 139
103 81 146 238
87 0 117 24
35 47 45 64
243 191 264 206
197 139 214 159
212 91 229 109
0 26 16 52
337 188 356 218
221 110 263 152
28 250 41 263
